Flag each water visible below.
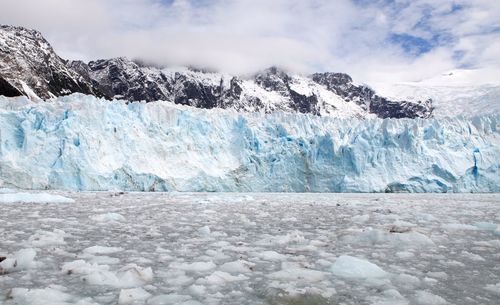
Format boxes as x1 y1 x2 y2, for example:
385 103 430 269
1 193 499 305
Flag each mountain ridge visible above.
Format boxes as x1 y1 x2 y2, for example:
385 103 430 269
0 24 433 119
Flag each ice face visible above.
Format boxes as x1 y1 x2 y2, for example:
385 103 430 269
0 94 498 192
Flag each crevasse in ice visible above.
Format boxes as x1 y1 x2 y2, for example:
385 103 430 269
0 94 498 192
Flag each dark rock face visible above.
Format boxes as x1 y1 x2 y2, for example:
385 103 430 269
0 25 433 119
255 66 291 94
254 67 320 115
171 72 219 108
85 58 170 101
312 72 433 118
0 25 101 99
0 75 22 97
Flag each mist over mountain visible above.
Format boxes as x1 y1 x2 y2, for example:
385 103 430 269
0 25 433 119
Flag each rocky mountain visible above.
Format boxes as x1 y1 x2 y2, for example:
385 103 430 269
0 25 103 100
0 25 433 119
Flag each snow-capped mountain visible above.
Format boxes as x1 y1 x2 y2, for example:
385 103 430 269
0 25 102 100
0 25 432 119
372 71 500 118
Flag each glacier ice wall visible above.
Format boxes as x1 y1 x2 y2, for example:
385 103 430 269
0 94 498 192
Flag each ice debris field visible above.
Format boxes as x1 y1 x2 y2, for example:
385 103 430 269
1 192 500 305
0 94 499 193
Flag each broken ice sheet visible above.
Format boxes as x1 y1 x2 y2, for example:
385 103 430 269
0 192 499 305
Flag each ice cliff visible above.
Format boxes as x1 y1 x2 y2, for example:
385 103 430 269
0 94 498 192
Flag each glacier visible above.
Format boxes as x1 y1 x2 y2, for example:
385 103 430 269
0 94 498 192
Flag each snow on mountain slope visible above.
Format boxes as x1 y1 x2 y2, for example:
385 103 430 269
377 84 500 118
80 59 431 119
0 25 101 99
373 69 500 118
0 25 432 119
0 94 497 192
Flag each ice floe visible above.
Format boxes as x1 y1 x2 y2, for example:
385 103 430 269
331 255 388 279
0 192 74 203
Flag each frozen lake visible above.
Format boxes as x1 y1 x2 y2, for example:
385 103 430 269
1 192 499 305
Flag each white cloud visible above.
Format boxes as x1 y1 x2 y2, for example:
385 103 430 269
0 0 499 86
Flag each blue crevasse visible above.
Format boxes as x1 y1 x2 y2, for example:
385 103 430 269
0 94 498 192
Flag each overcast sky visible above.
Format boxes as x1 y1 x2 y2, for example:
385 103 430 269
1 0 500 86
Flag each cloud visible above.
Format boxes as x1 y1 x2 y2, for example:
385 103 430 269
1 0 499 86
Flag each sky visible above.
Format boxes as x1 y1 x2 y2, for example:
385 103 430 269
1 0 500 86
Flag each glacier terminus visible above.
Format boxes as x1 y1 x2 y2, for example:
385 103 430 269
0 94 498 192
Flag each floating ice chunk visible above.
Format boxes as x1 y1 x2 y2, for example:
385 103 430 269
86 255 120 265
441 223 478 230
8 287 71 304
484 283 500 295
187 285 206 296
349 229 434 247
62 260 153 288
13 248 37 269
255 250 287 261
393 220 417 227
29 229 67 247
83 246 124 255
352 214 370 223
413 291 447 305
0 192 74 203
269 268 326 282
461 251 485 261
0 187 16 193
474 240 500 248
219 260 255 274
395 273 421 289
90 213 126 222
368 288 408 305
62 259 108 275
170 261 216 272
331 255 388 279
62 260 116 285
424 277 439 285
161 270 194 287
147 294 192 305
475 222 499 232
118 287 152 304
396 251 415 260
257 230 306 246
178 301 203 305
0 248 37 272
416 213 437 222
118 264 154 287
197 226 211 236
7 287 98 305
200 271 248 285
